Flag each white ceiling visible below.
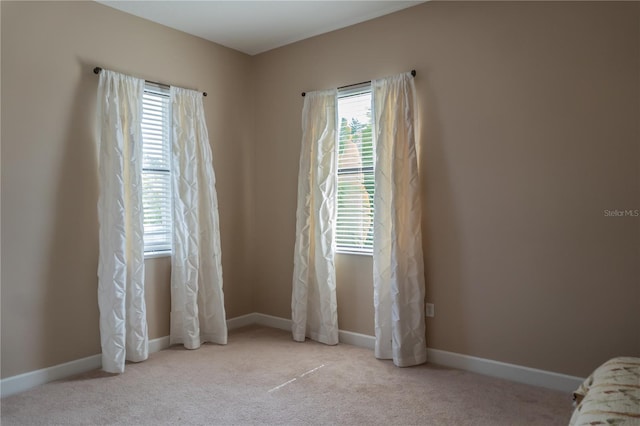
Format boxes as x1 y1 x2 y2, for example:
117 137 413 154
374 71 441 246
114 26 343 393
97 1 425 56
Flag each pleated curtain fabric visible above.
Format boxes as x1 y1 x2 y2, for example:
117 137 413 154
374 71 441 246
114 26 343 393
169 87 227 349
96 70 148 373
372 72 427 367
291 89 339 345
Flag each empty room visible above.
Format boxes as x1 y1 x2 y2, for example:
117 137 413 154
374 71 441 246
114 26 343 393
1 1 638 425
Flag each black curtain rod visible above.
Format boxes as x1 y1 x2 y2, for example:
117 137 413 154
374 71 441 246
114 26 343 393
93 67 207 97
301 70 416 97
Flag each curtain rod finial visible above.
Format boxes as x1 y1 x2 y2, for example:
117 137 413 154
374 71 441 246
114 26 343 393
301 92 306 97
203 92 207 97
93 67 102 74
411 70 416 77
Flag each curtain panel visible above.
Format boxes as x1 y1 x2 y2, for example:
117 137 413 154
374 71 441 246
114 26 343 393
372 72 427 367
169 87 227 349
96 70 148 374
291 89 339 345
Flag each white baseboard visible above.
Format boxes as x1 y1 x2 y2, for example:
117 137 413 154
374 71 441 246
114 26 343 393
0 335 169 398
253 312 291 331
1 312 584 398
227 313 260 330
0 353 102 399
245 314 582 393
426 348 584 393
338 329 376 350
249 313 376 350
1 315 264 398
148 336 170 353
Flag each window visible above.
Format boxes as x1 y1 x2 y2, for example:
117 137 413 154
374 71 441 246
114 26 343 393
336 85 375 255
141 83 172 256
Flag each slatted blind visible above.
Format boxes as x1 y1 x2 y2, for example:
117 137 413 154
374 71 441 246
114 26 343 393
336 85 375 254
142 83 172 255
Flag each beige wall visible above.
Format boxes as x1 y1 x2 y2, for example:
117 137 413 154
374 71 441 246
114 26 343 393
251 1 640 377
1 1 638 381
1 1 254 378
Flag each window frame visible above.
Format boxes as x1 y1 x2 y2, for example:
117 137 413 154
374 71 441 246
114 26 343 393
335 84 375 256
141 82 173 258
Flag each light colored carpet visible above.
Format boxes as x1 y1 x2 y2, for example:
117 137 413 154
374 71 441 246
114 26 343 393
1 325 573 425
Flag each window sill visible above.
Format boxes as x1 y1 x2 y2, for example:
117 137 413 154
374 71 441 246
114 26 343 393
144 251 171 260
336 250 373 257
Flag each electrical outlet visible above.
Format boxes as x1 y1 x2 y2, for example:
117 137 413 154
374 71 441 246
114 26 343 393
425 303 435 318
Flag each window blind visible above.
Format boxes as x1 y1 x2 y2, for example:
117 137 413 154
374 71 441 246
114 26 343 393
142 83 172 255
336 85 375 254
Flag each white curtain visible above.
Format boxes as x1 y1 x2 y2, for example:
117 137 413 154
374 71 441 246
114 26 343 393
291 89 339 345
169 87 227 349
96 70 148 374
372 72 427 367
